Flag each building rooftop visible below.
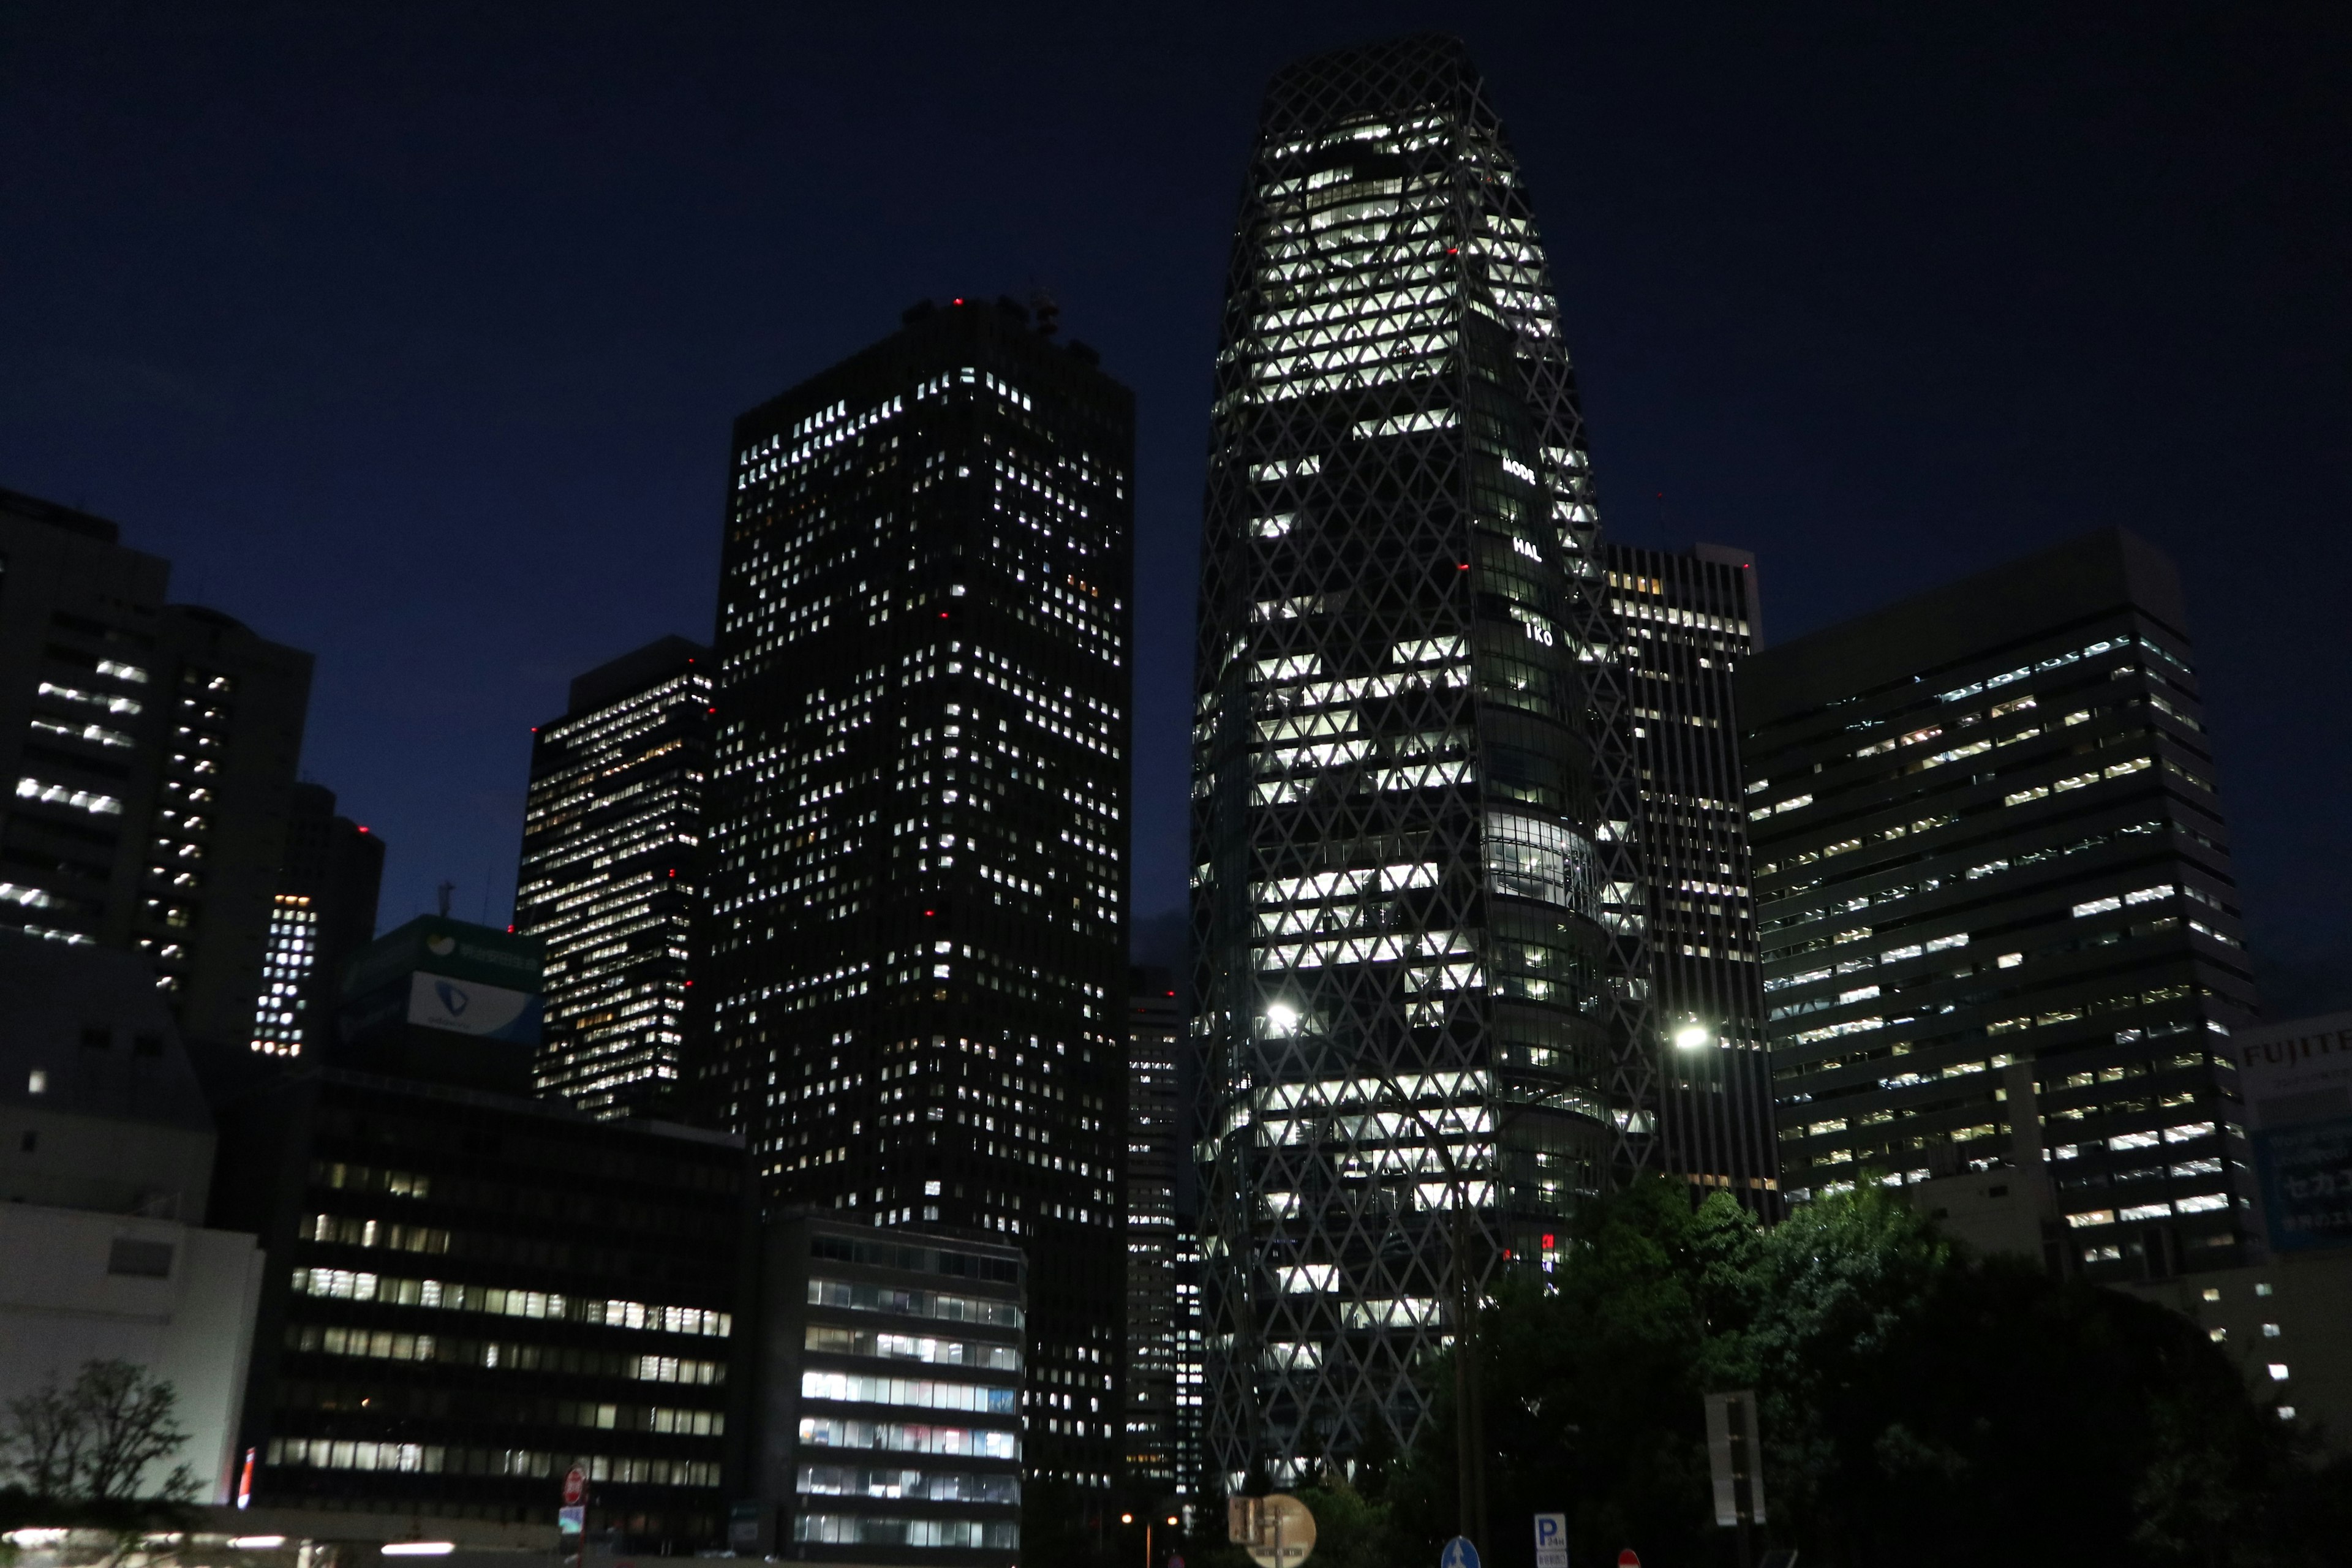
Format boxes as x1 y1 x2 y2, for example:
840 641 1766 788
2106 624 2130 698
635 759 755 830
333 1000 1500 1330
0 930 211 1133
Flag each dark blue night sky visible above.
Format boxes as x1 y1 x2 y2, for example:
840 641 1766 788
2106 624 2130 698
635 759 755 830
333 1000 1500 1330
4 3 2345 1011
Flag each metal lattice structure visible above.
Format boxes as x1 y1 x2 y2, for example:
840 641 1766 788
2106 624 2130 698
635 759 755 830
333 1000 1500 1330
1188 35 1654 1487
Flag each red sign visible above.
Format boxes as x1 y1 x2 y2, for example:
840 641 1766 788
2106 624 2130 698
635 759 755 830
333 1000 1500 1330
563 1466 588 1506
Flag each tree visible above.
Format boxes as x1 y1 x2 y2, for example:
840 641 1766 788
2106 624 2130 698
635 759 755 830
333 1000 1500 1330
0 1360 197 1509
1379 1179 2339 1568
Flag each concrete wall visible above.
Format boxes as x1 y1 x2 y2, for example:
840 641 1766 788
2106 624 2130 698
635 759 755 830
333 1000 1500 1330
0 1203 266 1502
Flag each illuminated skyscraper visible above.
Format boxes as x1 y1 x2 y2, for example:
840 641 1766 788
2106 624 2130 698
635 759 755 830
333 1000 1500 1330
1602 543 1778 1208
247 782 383 1058
517 636 709 1118
703 298 1133 1498
1189 37 1648 1482
1744 529 2260 1278
0 487 313 1051
1123 968 1183 1494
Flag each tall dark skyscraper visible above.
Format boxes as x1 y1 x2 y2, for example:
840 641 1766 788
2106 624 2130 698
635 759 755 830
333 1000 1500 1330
1189 37 1648 1482
1743 529 2261 1279
703 299 1134 1496
517 636 710 1118
1123 968 1183 1497
0 487 312 1051
247 782 383 1058
1604 542 1779 1208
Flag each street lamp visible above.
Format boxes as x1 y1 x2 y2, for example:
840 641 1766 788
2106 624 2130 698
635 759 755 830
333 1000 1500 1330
1121 1512 1179 1568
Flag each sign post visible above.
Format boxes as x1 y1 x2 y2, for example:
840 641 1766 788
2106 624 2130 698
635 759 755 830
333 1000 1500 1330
1229 1494 1316 1568
1440 1536 1480 1568
1532 1513 1567 1568
561 1463 589 1568
1704 1391 1766 1568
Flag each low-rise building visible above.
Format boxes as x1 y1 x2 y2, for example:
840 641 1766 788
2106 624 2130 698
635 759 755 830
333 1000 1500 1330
749 1215 1025 1566
0 932 266 1502
206 1060 749 1545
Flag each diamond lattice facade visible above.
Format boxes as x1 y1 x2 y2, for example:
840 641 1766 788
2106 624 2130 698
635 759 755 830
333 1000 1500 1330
1189 36 1651 1483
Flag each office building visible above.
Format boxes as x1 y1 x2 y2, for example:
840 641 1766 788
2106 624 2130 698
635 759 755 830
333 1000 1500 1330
206 1056 748 1542
249 783 383 1058
0 931 267 1503
516 636 710 1118
1742 528 2261 1280
335 916 546 1095
1189 36 1642 1481
1123 969 1183 1496
1603 543 1779 1208
747 1215 1025 1565
702 298 1133 1496
0 486 312 1050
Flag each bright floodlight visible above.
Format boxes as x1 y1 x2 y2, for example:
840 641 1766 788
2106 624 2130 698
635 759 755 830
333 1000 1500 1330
228 1538 287 1551
1672 1020 1713 1050
1265 1002 1300 1033
381 1546 456 1558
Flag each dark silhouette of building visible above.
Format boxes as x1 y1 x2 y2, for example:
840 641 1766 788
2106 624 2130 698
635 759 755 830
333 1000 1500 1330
517 637 710 1118
0 486 312 1051
1188 36 1643 1484
700 299 1133 1502
1742 528 2261 1280
206 1061 748 1542
334 915 546 1096
249 782 384 1059
1123 968 1183 1499
1604 543 1780 1210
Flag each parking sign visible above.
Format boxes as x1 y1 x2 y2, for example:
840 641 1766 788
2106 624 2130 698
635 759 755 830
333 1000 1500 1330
1533 1514 1568 1568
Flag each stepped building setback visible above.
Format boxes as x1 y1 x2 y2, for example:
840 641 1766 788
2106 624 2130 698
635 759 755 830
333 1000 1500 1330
0 486 312 1051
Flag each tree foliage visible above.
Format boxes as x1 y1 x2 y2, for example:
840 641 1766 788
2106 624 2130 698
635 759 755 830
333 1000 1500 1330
1287 1182 2346 1568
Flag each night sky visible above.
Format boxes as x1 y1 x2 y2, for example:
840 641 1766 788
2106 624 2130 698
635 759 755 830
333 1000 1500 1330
4 4 2345 1012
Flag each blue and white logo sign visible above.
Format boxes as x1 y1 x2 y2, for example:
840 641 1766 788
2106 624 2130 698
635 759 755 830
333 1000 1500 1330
406 971 541 1042
1441 1537 1480 1568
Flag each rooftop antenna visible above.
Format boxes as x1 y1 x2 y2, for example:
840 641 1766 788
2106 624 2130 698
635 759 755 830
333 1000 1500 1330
436 880 456 919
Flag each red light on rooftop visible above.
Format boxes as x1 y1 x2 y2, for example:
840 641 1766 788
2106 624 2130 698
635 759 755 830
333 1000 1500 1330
356 826 369 834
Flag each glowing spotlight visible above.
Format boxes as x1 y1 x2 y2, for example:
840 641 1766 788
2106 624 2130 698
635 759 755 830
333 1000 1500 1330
1264 1002 1300 1035
1672 1020 1714 1050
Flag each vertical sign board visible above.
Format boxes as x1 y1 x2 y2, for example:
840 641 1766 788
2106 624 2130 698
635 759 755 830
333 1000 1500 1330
1229 1495 1316 1567
2237 1010 2352 1253
1703 1390 1767 1527
1533 1513 1569 1568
